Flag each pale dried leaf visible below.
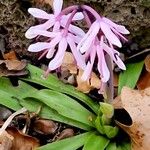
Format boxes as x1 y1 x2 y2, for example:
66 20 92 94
7 128 39 150
76 69 101 93
117 87 150 150
33 119 58 135
56 129 75 140
112 95 122 109
144 55 150 72
0 60 27 71
62 52 77 74
0 131 13 150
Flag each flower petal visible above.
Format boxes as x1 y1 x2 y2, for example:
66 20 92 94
97 45 110 82
81 48 96 81
25 19 55 39
65 12 84 21
49 33 62 47
68 24 85 37
28 8 52 19
28 42 51 52
53 0 63 16
48 38 67 70
53 21 61 32
46 48 56 59
25 28 58 39
67 34 86 70
77 21 99 53
102 17 130 34
100 21 122 48
103 43 126 70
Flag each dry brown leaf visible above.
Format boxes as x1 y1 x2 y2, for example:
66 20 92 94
33 119 58 135
137 71 150 90
0 60 26 71
37 0 53 7
76 69 101 93
3 51 17 60
144 55 150 72
117 87 150 150
0 60 27 77
62 52 77 74
61 52 101 93
56 129 75 140
7 127 39 150
112 95 122 109
0 131 13 150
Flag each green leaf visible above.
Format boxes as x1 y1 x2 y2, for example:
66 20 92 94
103 126 119 138
95 115 105 134
0 90 21 111
38 132 90 150
25 89 95 128
22 64 99 114
0 77 37 110
106 142 117 150
120 142 131 150
83 132 110 150
118 61 144 94
21 98 91 130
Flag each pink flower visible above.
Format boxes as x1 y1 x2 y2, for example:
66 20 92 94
25 0 85 39
78 17 129 83
28 30 86 71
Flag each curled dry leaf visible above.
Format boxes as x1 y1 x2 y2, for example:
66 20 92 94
137 55 150 90
144 55 150 72
0 60 27 77
116 87 150 150
137 71 150 90
56 129 75 141
76 69 101 93
62 52 77 75
61 52 101 93
37 0 53 6
3 51 18 60
0 131 13 150
7 127 39 150
33 119 58 135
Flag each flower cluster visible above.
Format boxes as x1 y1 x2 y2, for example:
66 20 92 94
25 0 129 90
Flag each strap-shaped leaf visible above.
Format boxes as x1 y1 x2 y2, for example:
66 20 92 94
38 132 91 150
22 64 99 114
118 61 144 94
25 89 96 128
83 132 110 150
21 98 91 130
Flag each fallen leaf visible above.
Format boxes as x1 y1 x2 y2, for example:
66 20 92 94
144 55 150 72
0 60 27 77
33 119 58 135
0 131 13 150
137 71 150 90
117 87 150 150
36 0 53 7
76 69 101 93
62 52 77 74
3 51 17 60
7 127 39 150
112 95 122 109
0 60 26 71
61 52 101 93
56 129 75 141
